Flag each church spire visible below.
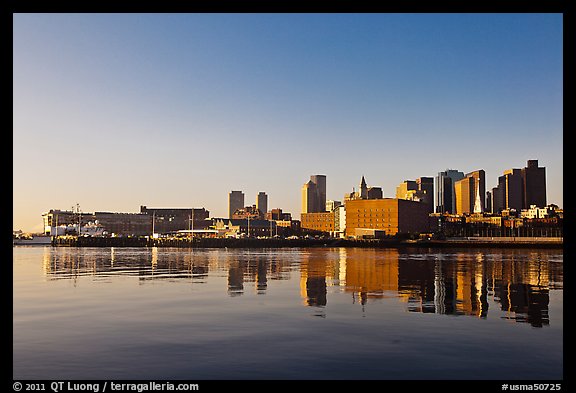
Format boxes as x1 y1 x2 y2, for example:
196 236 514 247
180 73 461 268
359 175 368 199
473 177 483 213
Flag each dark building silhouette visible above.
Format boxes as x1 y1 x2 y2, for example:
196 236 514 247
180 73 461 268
228 191 245 219
228 262 245 297
398 259 436 313
367 187 383 199
140 206 210 233
491 169 524 213
306 277 327 307
417 177 434 214
436 169 464 214
256 259 267 294
491 160 547 213
521 159 547 208
497 283 549 327
300 255 328 307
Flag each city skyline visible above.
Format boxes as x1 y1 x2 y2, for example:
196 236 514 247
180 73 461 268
13 14 563 232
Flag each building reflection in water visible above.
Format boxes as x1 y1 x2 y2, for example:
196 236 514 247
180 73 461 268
296 248 560 328
256 259 267 294
226 252 278 297
339 248 557 327
42 247 212 285
41 247 561 327
343 249 399 305
299 252 327 307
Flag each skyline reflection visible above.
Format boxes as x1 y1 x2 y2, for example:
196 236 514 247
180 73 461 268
41 247 562 328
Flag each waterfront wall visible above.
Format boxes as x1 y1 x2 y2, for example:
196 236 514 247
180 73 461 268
50 236 563 248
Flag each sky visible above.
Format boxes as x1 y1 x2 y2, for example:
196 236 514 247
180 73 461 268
13 13 563 232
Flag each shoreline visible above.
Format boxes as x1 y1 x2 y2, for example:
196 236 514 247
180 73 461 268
46 236 563 249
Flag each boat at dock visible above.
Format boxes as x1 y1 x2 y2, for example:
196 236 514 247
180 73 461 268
13 235 52 246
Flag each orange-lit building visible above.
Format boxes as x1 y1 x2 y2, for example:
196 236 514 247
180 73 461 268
301 211 335 234
344 248 399 303
455 170 486 215
345 198 430 237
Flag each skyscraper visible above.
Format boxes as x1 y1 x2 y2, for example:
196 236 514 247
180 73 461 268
397 177 434 214
491 160 546 213
436 169 464 214
521 160 547 208
228 191 244 219
467 170 486 213
454 170 485 215
256 192 268 216
485 191 492 214
503 169 523 211
492 169 523 213
302 180 318 214
310 175 327 211
492 179 505 214
454 177 474 215
302 175 327 214
416 177 434 214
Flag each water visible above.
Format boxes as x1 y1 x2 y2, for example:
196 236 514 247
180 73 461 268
13 246 563 380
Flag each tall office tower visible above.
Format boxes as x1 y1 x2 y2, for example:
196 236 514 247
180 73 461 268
492 178 506 214
436 169 464 214
521 160 547 208
485 191 492 214
467 170 486 213
228 191 245 219
302 175 327 213
310 175 327 211
454 170 485 215
256 192 268 216
493 168 523 212
302 180 319 214
504 169 524 210
454 177 474 215
416 177 434 213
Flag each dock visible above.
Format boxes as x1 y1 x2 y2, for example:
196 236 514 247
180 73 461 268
50 236 563 249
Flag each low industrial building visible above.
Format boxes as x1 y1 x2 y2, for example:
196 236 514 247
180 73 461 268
301 211 335 234
42 209 152 236
345 198 430 237
140 206 210 233
213 218 278 238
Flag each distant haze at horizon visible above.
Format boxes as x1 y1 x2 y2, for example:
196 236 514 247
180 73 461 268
13 14 562 232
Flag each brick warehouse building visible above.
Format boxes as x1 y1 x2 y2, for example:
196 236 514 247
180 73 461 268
345 198 430 237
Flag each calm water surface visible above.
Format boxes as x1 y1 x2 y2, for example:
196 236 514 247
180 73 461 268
13 247 563 379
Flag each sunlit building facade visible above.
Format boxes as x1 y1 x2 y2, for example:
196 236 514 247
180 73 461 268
301 175 327 214
345 198 430 237
454 170 485 215
301 211 335 234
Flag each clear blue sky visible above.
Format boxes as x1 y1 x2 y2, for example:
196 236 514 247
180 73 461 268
13 13 563 232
